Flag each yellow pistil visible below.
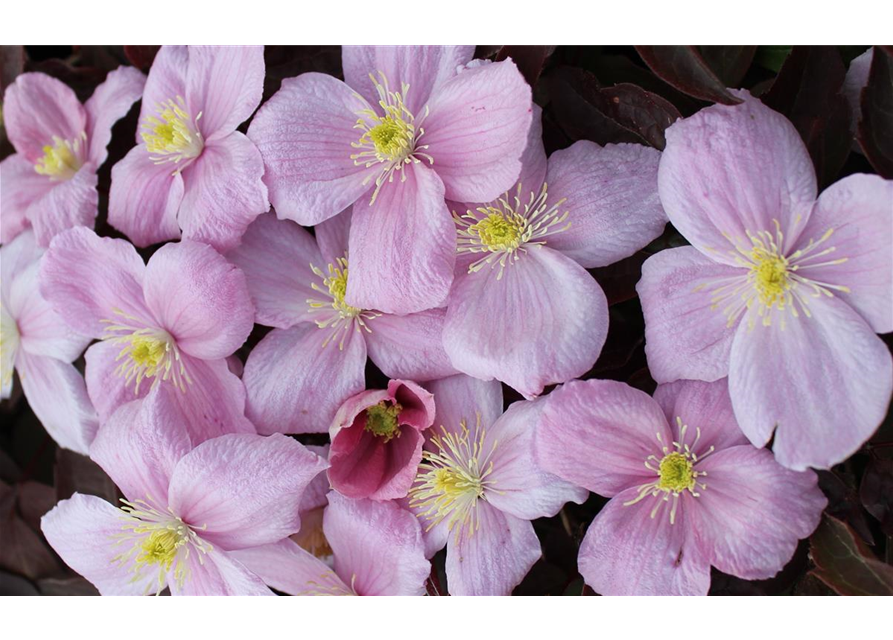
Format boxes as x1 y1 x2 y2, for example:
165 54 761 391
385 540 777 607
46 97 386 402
454 182 571 279
364 400 403 442
409 416 499 541
351 71 432 203
657 452 695 493
34 132 86 180
141 96 204 167
136 529 183 573
750 247 790 309
307 254 380 350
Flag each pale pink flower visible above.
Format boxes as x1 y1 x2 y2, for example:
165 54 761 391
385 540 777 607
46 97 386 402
407 374 587 596
328 379 435 500
638 91 893 470
247 46 533 314
536 378 827 595
227 210 457 435
1 67 145 245
108 46 268 251
41 389 327 595
444 106 666 398
233 492 429 596
0 230 96 453
39 227 256 442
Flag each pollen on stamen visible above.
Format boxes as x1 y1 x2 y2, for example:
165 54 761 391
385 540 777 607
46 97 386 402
141 96 204 169
34 132 87 180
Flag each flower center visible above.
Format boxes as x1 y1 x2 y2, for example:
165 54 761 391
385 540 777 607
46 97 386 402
351 71 432 203
364 400 403 443
34 133 86 180
141 96 204 167
657 452 695 492
455 182 570 279
307 255 380 350
101 309 191 394
137 529 185 572
409 417 498 541
750 246 791 309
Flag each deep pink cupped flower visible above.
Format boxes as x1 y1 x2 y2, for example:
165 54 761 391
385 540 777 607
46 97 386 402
108 45 269 252
40 388 327 595
39 227 256 442
443 106 666 398
536 378 827 596
406 374 587 596
637 91 893 470
1 67 145 246
328 379 435 500
233 492 429 596
247 45 533 314
1 231 96 453
227 210 457 435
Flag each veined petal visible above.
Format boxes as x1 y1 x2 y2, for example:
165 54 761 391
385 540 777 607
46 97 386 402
314 207 352 266
231 539 349 596
138 46 188 139
27 164 98 247
170 549 272 596
0 154 52 244
425 374 504 435
84 66 146 166
365 308 459 382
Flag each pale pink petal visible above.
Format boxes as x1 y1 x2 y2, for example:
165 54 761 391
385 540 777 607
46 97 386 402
484 397 588 520
27 163 98 247
226 213 322 328
108 145 184 247
324 492 429 595
39 227 151 339
364 308 459 382
301 444 332 514
342 45 474 115
443 246 607 399
246 73 378 225
138 46 188 138
0 154 51 243
84 66 146 166
17 351 97 455
1 229 44 295
242 324 367 435
314 206 352 264
346 164 454 315
653 379 749 453
89 386 192 504
729 295 893 470
691 446 826 580
445 502 540 596
84 340 149 421
544 141 666 268
637 247 742 384
422 59 532 203
536 379 671 497
659 91 817 262
168 433 327 550
143 240 254 359
578 489 710 595
514 103 547 197
177 133 269 252
425 374 504 435
231 539 348 596
3 72 86 161
797 174 893 333
170 548 272 596
41 493 159 596
186 46 264 141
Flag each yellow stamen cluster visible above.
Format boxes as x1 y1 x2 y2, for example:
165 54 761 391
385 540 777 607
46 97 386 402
307 255 380 350
141 96 204 166
34 132 86 180
364 400 403 442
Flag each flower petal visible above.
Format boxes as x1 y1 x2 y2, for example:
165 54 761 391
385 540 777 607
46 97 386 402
247 73 377 225
170 549 272 596
364 308 459 382
425 374 504 435
638 246 742 384
691 446 826 580
346 163 454 314
27 163 98 247
168 433 327 550
84 66 146 166
84 340 149 421
443 246 607 399
138 46 188 138
729 295 893 470
544 141 666 268
422 59 532 203
143 240 254 360
177 132 269 252
659 91 817 262
0 154 52 244
231 539 349 596
536 379 671 497
314 206 352 265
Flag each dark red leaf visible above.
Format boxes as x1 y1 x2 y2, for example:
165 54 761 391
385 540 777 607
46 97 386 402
0 483 60 580
696 46 757 87
634 46 742 105
38 576 99 596
123 45 160 72
860 457 893 535
857 47 893 178
54 449 118 504
0 45 25 95
816 469 875 544
590 251 649 306
496 45 555 87
810 514 893 596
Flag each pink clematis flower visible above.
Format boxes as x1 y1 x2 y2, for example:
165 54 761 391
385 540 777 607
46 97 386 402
247 45 533 314
1 67 145 245
108 45 268 251
443 106 666 398
227 210 457 435
39 227 256 442
536 378 827 595
1 230 96 453
407 374 587 596
233 492 429 596
637 91 893 470
41 388 327 595
328 379 435 500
